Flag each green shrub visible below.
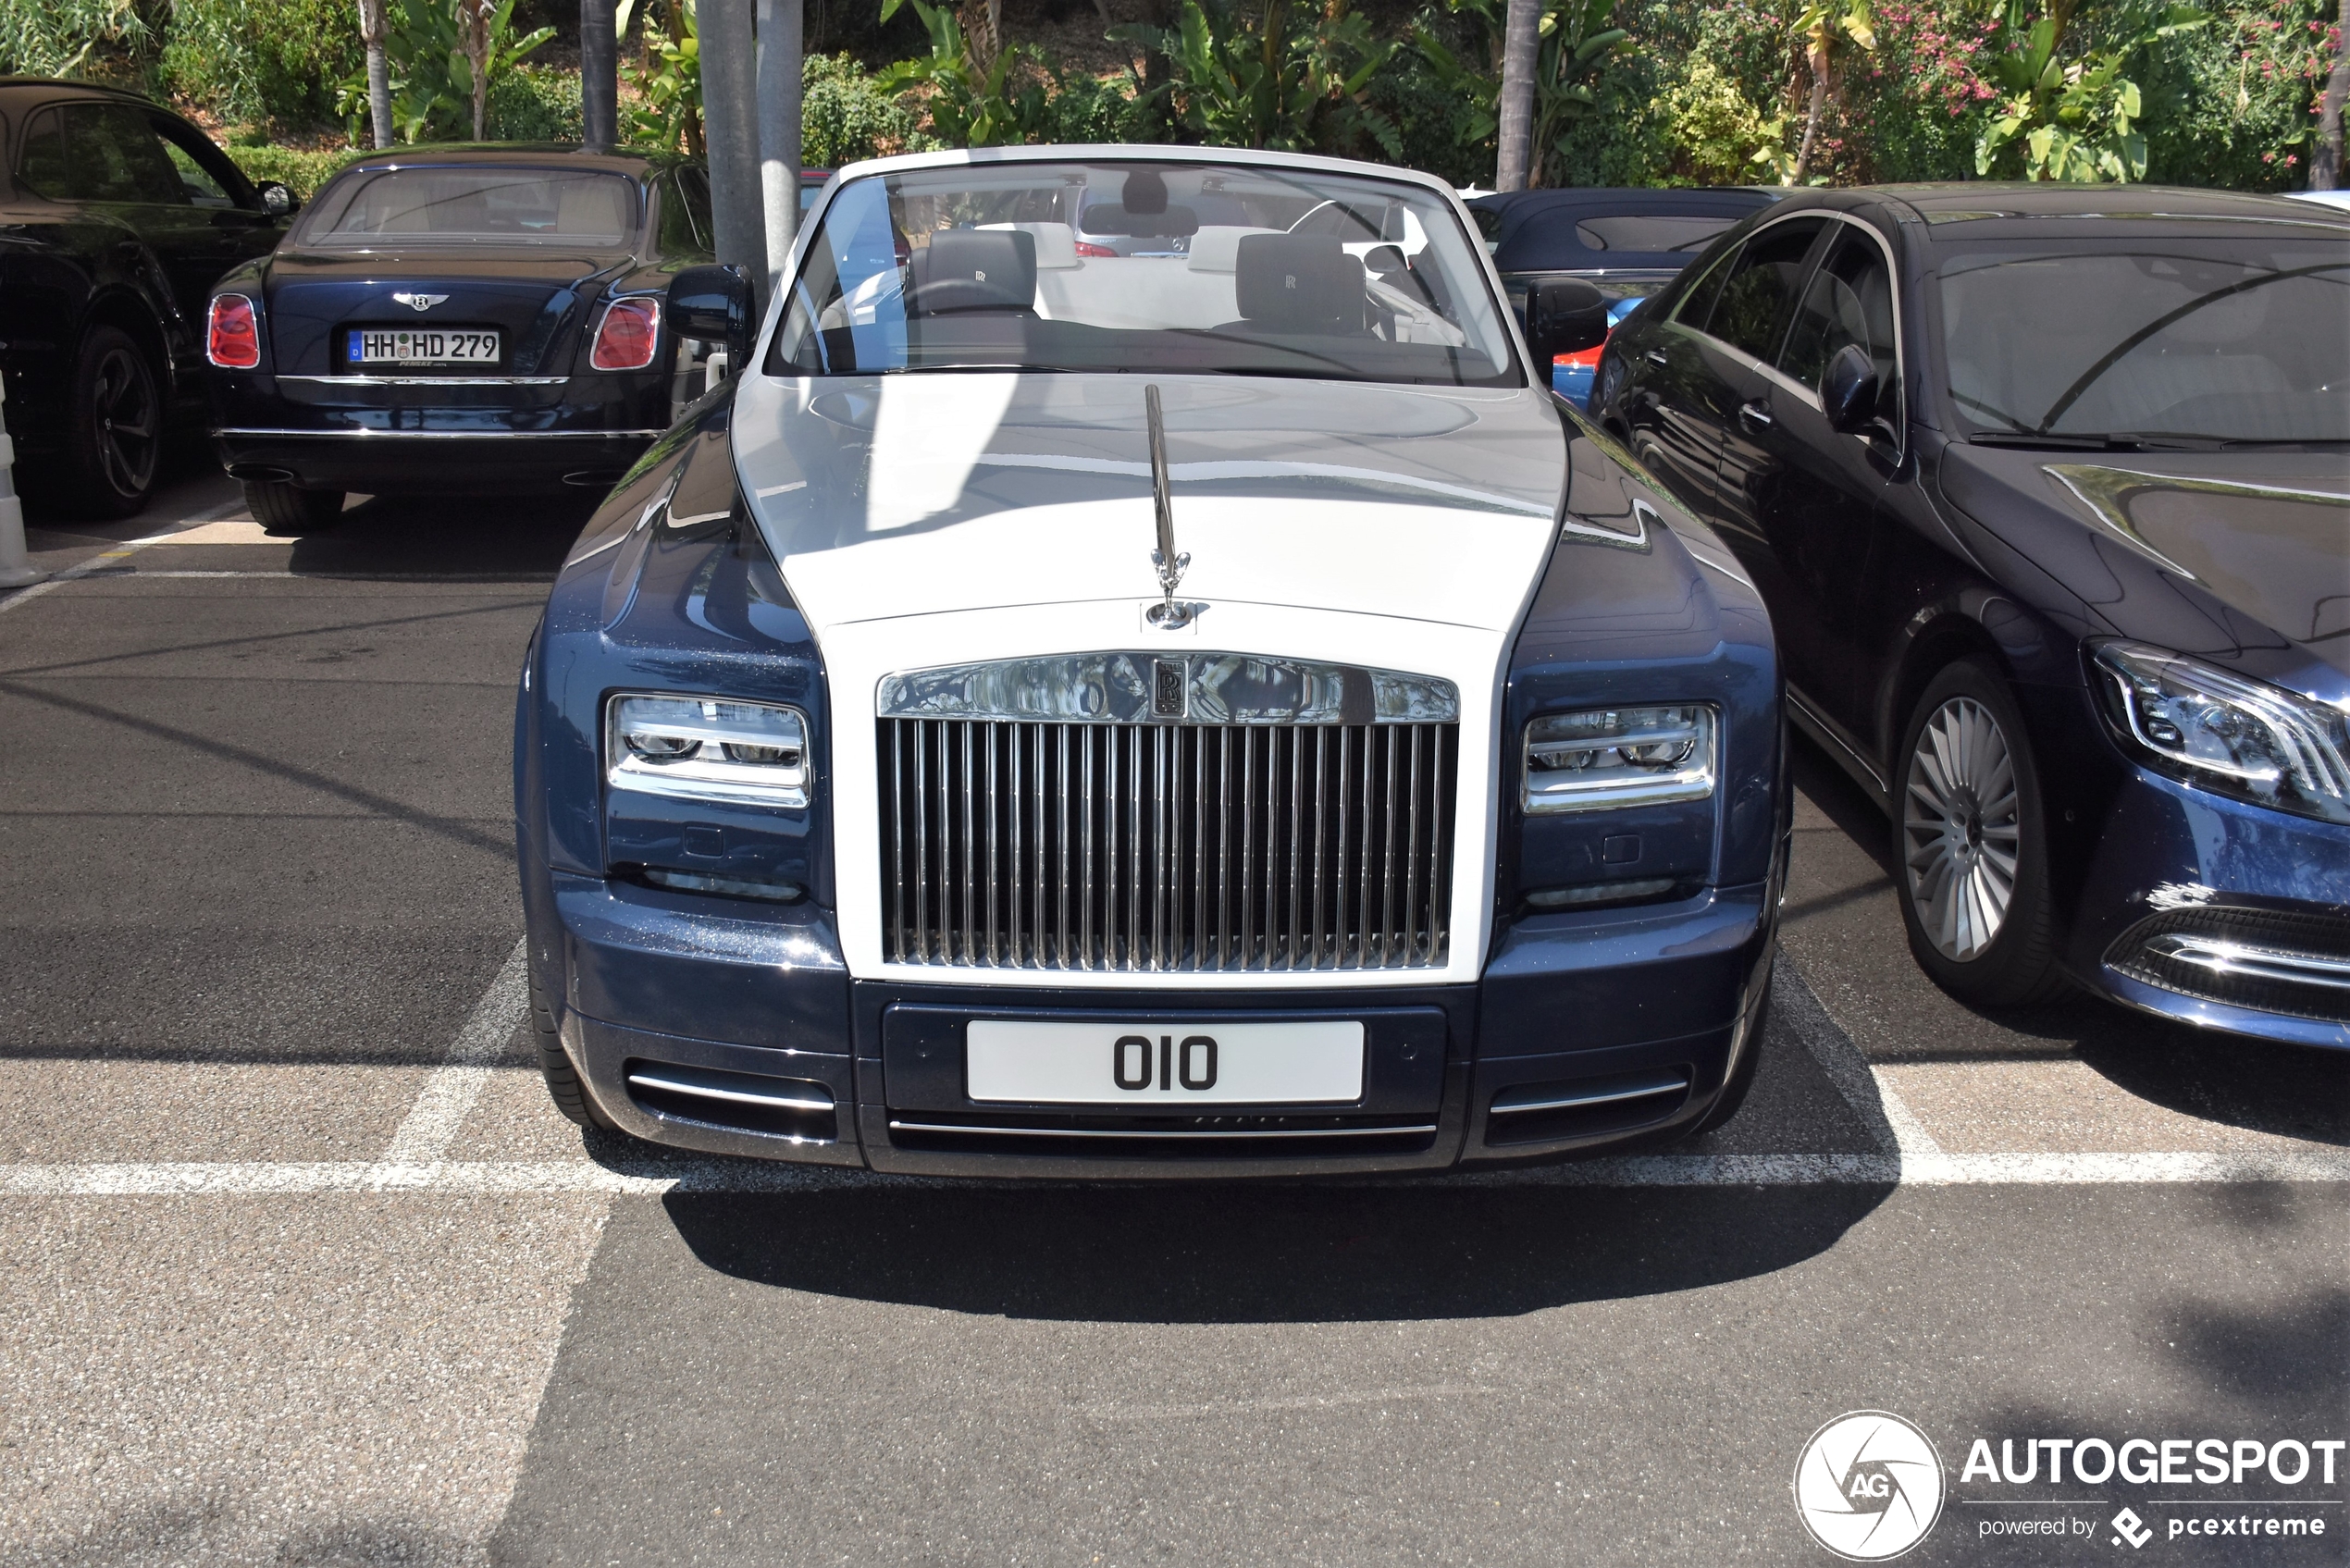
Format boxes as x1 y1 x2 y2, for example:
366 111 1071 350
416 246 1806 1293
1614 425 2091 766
800 51 931 165
2134 0 2333 190
0 0 152 80
225 143 365 199
491 63 584 140
161 0 363 130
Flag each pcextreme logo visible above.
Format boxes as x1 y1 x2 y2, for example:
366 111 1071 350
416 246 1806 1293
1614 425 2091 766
1794 1411 1948 1561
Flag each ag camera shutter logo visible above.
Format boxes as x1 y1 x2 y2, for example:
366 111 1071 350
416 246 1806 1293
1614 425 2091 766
1794 1411 1947 1560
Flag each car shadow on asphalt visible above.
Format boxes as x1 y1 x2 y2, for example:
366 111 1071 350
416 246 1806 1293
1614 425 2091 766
1788 738 2350 1150
275 490 600 578
652 1179 1891 1323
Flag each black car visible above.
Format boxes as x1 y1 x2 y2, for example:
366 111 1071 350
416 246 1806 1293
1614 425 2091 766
1594 185 2350 1048
1468 187 1778 408
0 78 296 516
203 145 724 530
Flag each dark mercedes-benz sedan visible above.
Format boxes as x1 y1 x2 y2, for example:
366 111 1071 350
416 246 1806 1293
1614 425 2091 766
513 145 1788 1177
203 145 721 530
1595 185 2349 1049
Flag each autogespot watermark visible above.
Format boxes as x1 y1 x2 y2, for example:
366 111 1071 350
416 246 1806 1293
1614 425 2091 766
1793 1414 2345 1557
1795 1412 1948 1561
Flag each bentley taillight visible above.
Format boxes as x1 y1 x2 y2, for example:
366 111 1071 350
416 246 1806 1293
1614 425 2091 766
590 297 660 371
206 294 260 369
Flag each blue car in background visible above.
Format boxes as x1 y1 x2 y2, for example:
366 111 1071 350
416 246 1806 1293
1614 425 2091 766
1467 187 1779 410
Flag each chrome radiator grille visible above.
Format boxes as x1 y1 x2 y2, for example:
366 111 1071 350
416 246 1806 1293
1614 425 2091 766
879 719 1457 973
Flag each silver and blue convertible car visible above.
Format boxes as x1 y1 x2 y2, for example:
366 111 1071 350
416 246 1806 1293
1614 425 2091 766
513 146 1787 1176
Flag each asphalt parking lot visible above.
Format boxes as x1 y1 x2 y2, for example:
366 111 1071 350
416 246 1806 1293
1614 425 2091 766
3 469 2344 1568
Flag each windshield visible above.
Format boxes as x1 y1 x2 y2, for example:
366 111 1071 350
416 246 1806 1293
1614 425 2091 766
298 167 639 248
767 160 1518 388
1936 238 2350 443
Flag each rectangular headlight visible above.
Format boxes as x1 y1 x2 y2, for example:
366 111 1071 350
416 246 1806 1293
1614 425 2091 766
605 694 810 808
1525 705 1715 813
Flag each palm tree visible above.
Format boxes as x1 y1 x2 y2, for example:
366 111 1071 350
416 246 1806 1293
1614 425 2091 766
1495 0 1538 189
1789 0 1873 184
357 0 394 149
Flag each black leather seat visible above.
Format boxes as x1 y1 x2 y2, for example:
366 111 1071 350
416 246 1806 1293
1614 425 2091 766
1223 232 1367 335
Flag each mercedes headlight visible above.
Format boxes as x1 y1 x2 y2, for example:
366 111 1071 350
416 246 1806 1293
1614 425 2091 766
1525 705 1716 813
605 694 810 808
2091 642 2350 825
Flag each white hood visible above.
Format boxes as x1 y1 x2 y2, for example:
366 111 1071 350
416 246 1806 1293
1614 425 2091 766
731 372 1569 634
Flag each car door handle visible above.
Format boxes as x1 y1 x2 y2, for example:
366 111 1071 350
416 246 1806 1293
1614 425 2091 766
1644 350 1667 367
1738 400 1774 431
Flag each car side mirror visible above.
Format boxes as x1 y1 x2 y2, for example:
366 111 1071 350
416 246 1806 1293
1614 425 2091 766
1526 278 1609 369
667 263 753 364
256 181 299 218
1823 342 1881 437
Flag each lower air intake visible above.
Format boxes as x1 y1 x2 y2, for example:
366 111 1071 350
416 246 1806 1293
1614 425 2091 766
2108 906 2350 1024
624 1061 838 1142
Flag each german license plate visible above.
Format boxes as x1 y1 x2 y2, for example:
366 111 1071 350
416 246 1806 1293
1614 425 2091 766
965 1019 1364 1105
347 328 501 365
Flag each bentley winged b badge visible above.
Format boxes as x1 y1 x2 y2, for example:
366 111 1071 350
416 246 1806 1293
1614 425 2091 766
1143 383 1200 629
391 291 448 312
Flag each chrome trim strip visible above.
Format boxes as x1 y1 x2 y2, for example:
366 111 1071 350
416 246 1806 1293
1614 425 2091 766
1490 1072 1690 1116
2143 934 2350 994
878 653 1461 726
886 1119 1440 1141
625 1070 835 1113
277 375 570 386
214 427 664 439
1786 685 1888 797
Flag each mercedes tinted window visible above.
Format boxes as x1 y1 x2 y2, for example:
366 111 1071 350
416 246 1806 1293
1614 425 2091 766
1702 216 1828 362
1938 236 2349 442
1781 226 1901 427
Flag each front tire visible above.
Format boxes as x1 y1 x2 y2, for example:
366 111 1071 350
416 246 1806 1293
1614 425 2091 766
529 970 620 1131
1686 974 1771 1138
241 478 344 534
1894 660 2067 1006
61 327 161 519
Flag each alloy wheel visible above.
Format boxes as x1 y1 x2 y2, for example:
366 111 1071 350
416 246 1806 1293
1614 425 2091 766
1901 695 2022 962
92 345 158 501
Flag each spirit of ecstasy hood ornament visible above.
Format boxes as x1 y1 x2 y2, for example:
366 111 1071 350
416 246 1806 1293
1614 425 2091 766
1144 384 1198 629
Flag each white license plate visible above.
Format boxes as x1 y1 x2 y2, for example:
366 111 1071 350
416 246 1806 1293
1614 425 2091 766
966 1019 1364 1105
347 328 501 365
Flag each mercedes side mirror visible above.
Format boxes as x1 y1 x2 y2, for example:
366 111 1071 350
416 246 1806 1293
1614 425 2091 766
667 264 753 364
1526 278 1610 371
256 181 299 218
1823 343 1882 437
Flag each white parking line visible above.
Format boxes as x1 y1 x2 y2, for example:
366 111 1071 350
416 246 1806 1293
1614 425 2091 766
371 936 532 1188
1773 952 1949 1159
0 500 249 617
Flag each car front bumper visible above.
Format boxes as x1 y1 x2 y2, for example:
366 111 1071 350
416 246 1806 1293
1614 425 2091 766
540 870 1778 1177
2062 757 2350 1052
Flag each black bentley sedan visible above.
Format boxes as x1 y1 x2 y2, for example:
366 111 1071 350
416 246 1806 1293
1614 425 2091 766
0 78 296 516
203 145 722 530
1594 186 2350 1049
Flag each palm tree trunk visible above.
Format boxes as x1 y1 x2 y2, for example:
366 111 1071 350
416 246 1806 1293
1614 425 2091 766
1791 19 1830 184
465 0 493 141
1495 0 1538 190
357 0 394 149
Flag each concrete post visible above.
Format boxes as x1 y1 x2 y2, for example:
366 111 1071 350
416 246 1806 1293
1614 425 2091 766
700 0 770 291
0 373 49 590
757 0 804 311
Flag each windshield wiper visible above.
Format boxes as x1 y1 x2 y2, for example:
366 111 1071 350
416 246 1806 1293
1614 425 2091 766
1966 432 2145 451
